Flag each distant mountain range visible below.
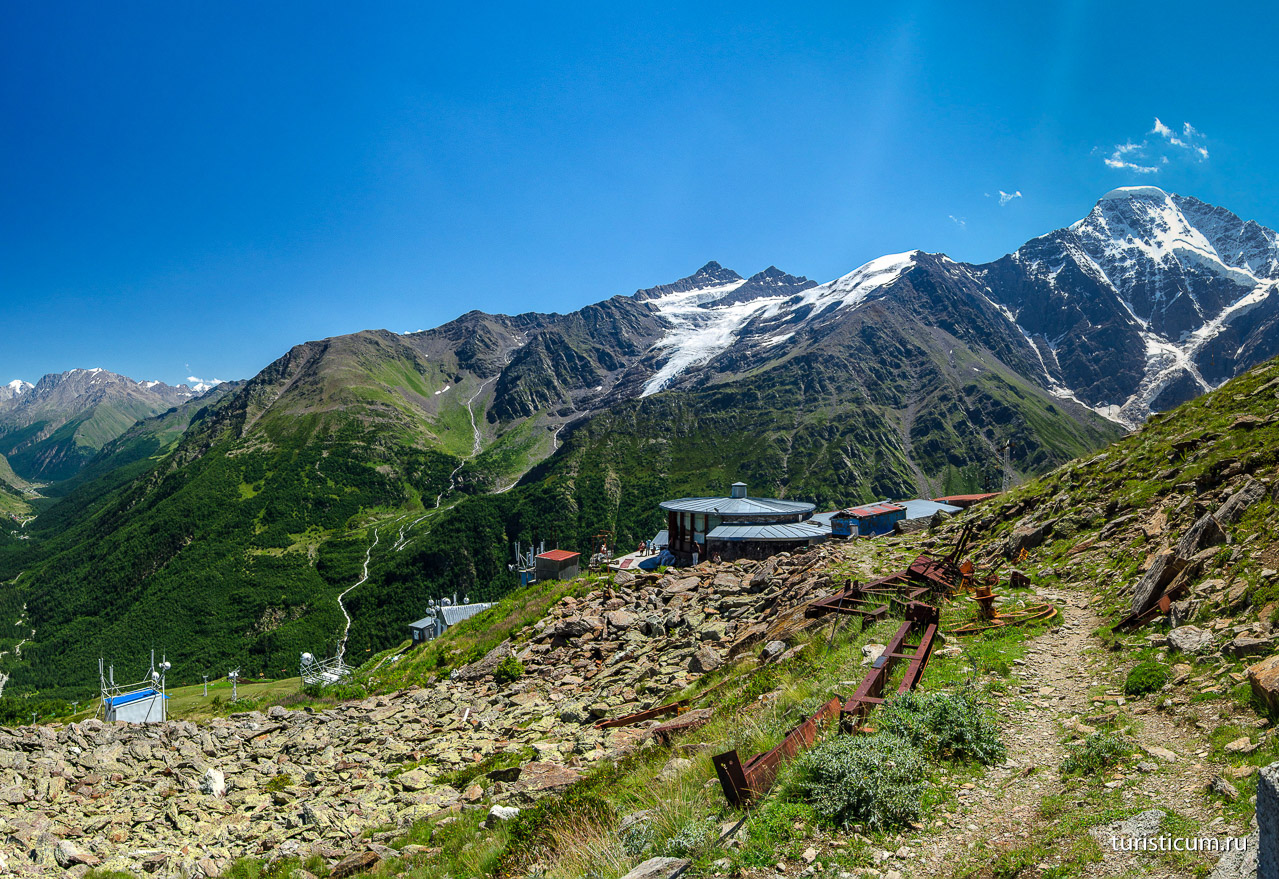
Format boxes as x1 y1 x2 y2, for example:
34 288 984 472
2 186 1276 698
0 369 222 483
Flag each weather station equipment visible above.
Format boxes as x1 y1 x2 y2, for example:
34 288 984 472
98 650 171 723
299 651 351 687
509 540 543 587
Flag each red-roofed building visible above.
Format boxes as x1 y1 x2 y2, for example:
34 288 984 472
832 502 907 537
536 549 581 581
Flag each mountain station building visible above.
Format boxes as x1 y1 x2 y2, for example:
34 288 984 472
408 597 495 644
659 482 828 564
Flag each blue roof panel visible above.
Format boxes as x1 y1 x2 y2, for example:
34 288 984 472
105 688 165 707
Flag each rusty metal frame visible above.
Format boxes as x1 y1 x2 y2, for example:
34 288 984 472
841 601 939 727
713 695 843 806
804 579 890 623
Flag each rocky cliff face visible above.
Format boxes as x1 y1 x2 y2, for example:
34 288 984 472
984 188 1279 423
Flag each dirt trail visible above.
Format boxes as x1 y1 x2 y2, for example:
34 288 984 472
900 585 1245 878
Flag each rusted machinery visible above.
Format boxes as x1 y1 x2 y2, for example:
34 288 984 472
807 524 978 621
948 574 1056 636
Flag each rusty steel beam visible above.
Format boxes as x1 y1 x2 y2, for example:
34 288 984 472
805 580 890 623
713 695 842 806
594 699 688 729
841 601 939 727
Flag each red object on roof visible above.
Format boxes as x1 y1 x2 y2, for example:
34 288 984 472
932 493 1000 508
840 502 906 518
537 549 580 562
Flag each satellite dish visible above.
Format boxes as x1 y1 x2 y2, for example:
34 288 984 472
151 671 161 684
161 661 171 671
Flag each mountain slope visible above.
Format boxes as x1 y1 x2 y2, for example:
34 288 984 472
3 188 1276 700
0 369 217 481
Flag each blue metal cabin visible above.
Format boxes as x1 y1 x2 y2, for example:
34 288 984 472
832 502 907 537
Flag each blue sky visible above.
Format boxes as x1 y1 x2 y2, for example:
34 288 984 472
3 1 1277 387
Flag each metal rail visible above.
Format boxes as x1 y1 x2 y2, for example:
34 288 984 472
841 601 939 727
713 695 843 806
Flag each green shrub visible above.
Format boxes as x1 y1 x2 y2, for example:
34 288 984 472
788 733 926 830
736 802 817 867
878 688 1007 765
1123 661 1168 696
493 654 525 685
263 773 293 792
661 815 719 858
439 746 536 790
1061 732 1129 776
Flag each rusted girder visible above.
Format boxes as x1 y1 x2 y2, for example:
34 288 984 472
841 601 939 728
804 579 890 624
713 695 843 806
594 699 689 729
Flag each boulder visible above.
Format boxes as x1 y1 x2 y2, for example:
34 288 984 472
1216 477 1268 524
1167 626 1214 653
760 640 788 660
1176 513 1228 560
396 769 430 792
1249 654 1279 715
54 841 98 869
861 643 887 666
1225 637 1272 659
451 640 513 682
548 618 593 639
1130 551 1186 617
664 577 701 595
517 762 581 793
488 805 520 822
620 857 690 879
1007 522 1051 559
697 620 727 642
606 610 638 631
200 767 226 798
330 851 380 879
688 647 722 674
749 560 777 590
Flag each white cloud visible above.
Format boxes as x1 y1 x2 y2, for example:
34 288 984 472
998 190 1022 206
187 375 225 388
948 215 966 228
1101 118 1210 174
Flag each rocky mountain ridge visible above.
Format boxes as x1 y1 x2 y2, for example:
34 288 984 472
0 369 221 482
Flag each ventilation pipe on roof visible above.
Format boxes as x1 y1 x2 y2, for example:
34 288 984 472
730 482 748 498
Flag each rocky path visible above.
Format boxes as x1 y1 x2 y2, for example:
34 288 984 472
897 585 1247 879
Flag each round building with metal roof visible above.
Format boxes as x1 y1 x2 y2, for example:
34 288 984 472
660 482 828 564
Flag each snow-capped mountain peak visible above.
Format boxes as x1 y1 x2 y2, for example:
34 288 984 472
6 379 32 395
638 251 920 396
987 189 1279 426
